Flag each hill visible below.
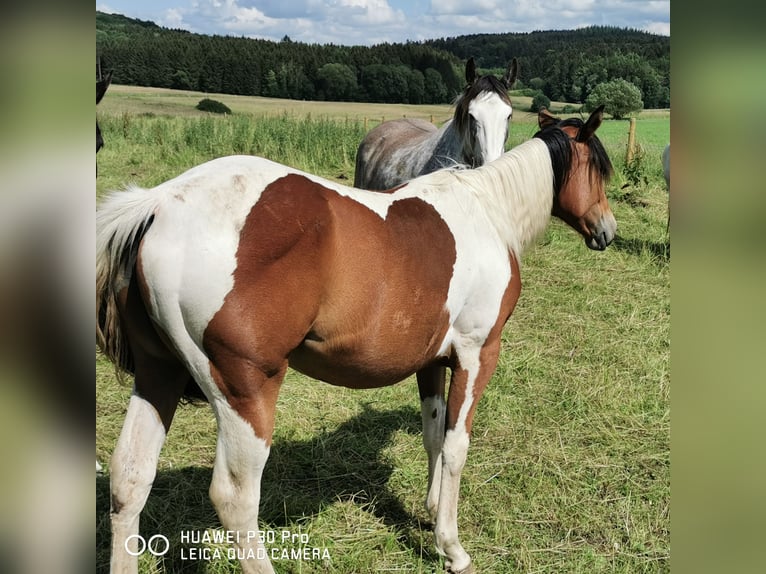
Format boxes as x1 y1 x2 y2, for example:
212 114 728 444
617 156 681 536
426 27 669 107
96 12 669 107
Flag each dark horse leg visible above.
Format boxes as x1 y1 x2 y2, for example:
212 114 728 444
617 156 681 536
108 278 190 574
417 364 447 522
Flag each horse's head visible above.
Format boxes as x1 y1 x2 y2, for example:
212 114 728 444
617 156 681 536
97 71 112 154
535 106 616 251
454 57 518 168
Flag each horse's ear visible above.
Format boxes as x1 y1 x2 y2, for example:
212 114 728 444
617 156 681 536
97 71 113 105
538 107 559 130
465 57 478 84
502 58 518 89
577 105 605 142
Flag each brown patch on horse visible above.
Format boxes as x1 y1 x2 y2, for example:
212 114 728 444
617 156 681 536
445 252 522 431
203 174 457 433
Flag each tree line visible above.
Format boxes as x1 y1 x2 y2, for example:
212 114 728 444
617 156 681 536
96 12 669 108
426 27 669 108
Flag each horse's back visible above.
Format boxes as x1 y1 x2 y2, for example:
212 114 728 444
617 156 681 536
354 118 438 190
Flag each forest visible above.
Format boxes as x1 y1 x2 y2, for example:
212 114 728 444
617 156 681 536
96 12 670 108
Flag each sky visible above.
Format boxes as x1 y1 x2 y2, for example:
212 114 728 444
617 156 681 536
96 0 670 47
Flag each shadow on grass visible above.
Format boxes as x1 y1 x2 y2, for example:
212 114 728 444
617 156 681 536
97 403 438 573
612 234 670 263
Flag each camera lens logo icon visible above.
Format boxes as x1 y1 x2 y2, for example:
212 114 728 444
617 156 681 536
124 534 170 557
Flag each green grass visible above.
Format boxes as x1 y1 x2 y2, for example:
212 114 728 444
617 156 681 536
96 112 370 194
96 90 669 573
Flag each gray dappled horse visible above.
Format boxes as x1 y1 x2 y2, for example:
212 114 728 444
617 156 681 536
354 58 518 190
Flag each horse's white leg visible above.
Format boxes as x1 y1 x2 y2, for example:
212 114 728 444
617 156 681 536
209 402 274 574
417 364 447 522
207 362 285 574
434 339 501 574
436 425 472 573
109 393 169 574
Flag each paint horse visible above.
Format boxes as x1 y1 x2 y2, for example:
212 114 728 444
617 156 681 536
354 57 518 190
98 106 615 574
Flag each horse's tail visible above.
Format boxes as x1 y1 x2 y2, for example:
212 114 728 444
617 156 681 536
96 185 163 377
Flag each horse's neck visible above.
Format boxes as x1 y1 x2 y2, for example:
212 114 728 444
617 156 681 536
422 121 466 173
470 139 554 257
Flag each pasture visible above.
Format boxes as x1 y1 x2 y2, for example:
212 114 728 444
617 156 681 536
96 87 669 573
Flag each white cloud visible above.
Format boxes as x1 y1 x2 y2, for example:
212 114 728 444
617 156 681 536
333 0 405 25
429 0 500 16
643 21 670 36
166 0 407 44
96 3 117 14
159 8 186 29
100 0 669 45
427 0 668 36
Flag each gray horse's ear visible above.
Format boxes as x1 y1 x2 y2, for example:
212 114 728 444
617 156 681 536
502 58 518 89
465 57 478 84
538 107 559 130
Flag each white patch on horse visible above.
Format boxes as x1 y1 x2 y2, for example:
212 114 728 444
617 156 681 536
138 156 294 353
467 91 512 165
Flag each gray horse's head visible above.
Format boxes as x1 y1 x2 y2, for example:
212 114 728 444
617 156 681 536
453 57 518 167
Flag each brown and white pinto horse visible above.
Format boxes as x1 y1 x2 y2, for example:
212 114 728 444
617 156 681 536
98 106 615 574
354 57 518 190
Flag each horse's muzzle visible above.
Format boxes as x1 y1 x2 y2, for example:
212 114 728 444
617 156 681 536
585 212 617 251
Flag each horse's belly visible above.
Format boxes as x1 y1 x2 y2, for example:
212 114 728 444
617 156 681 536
287 328 448 389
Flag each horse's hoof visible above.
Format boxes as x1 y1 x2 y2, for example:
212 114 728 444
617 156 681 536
446 563 475 574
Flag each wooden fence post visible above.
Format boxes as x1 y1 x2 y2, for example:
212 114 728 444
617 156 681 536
626 117 637 164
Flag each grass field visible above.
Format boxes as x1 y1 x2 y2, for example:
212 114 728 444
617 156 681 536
96 87 669 573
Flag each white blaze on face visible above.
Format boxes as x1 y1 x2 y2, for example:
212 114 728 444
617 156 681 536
468 92 512 165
